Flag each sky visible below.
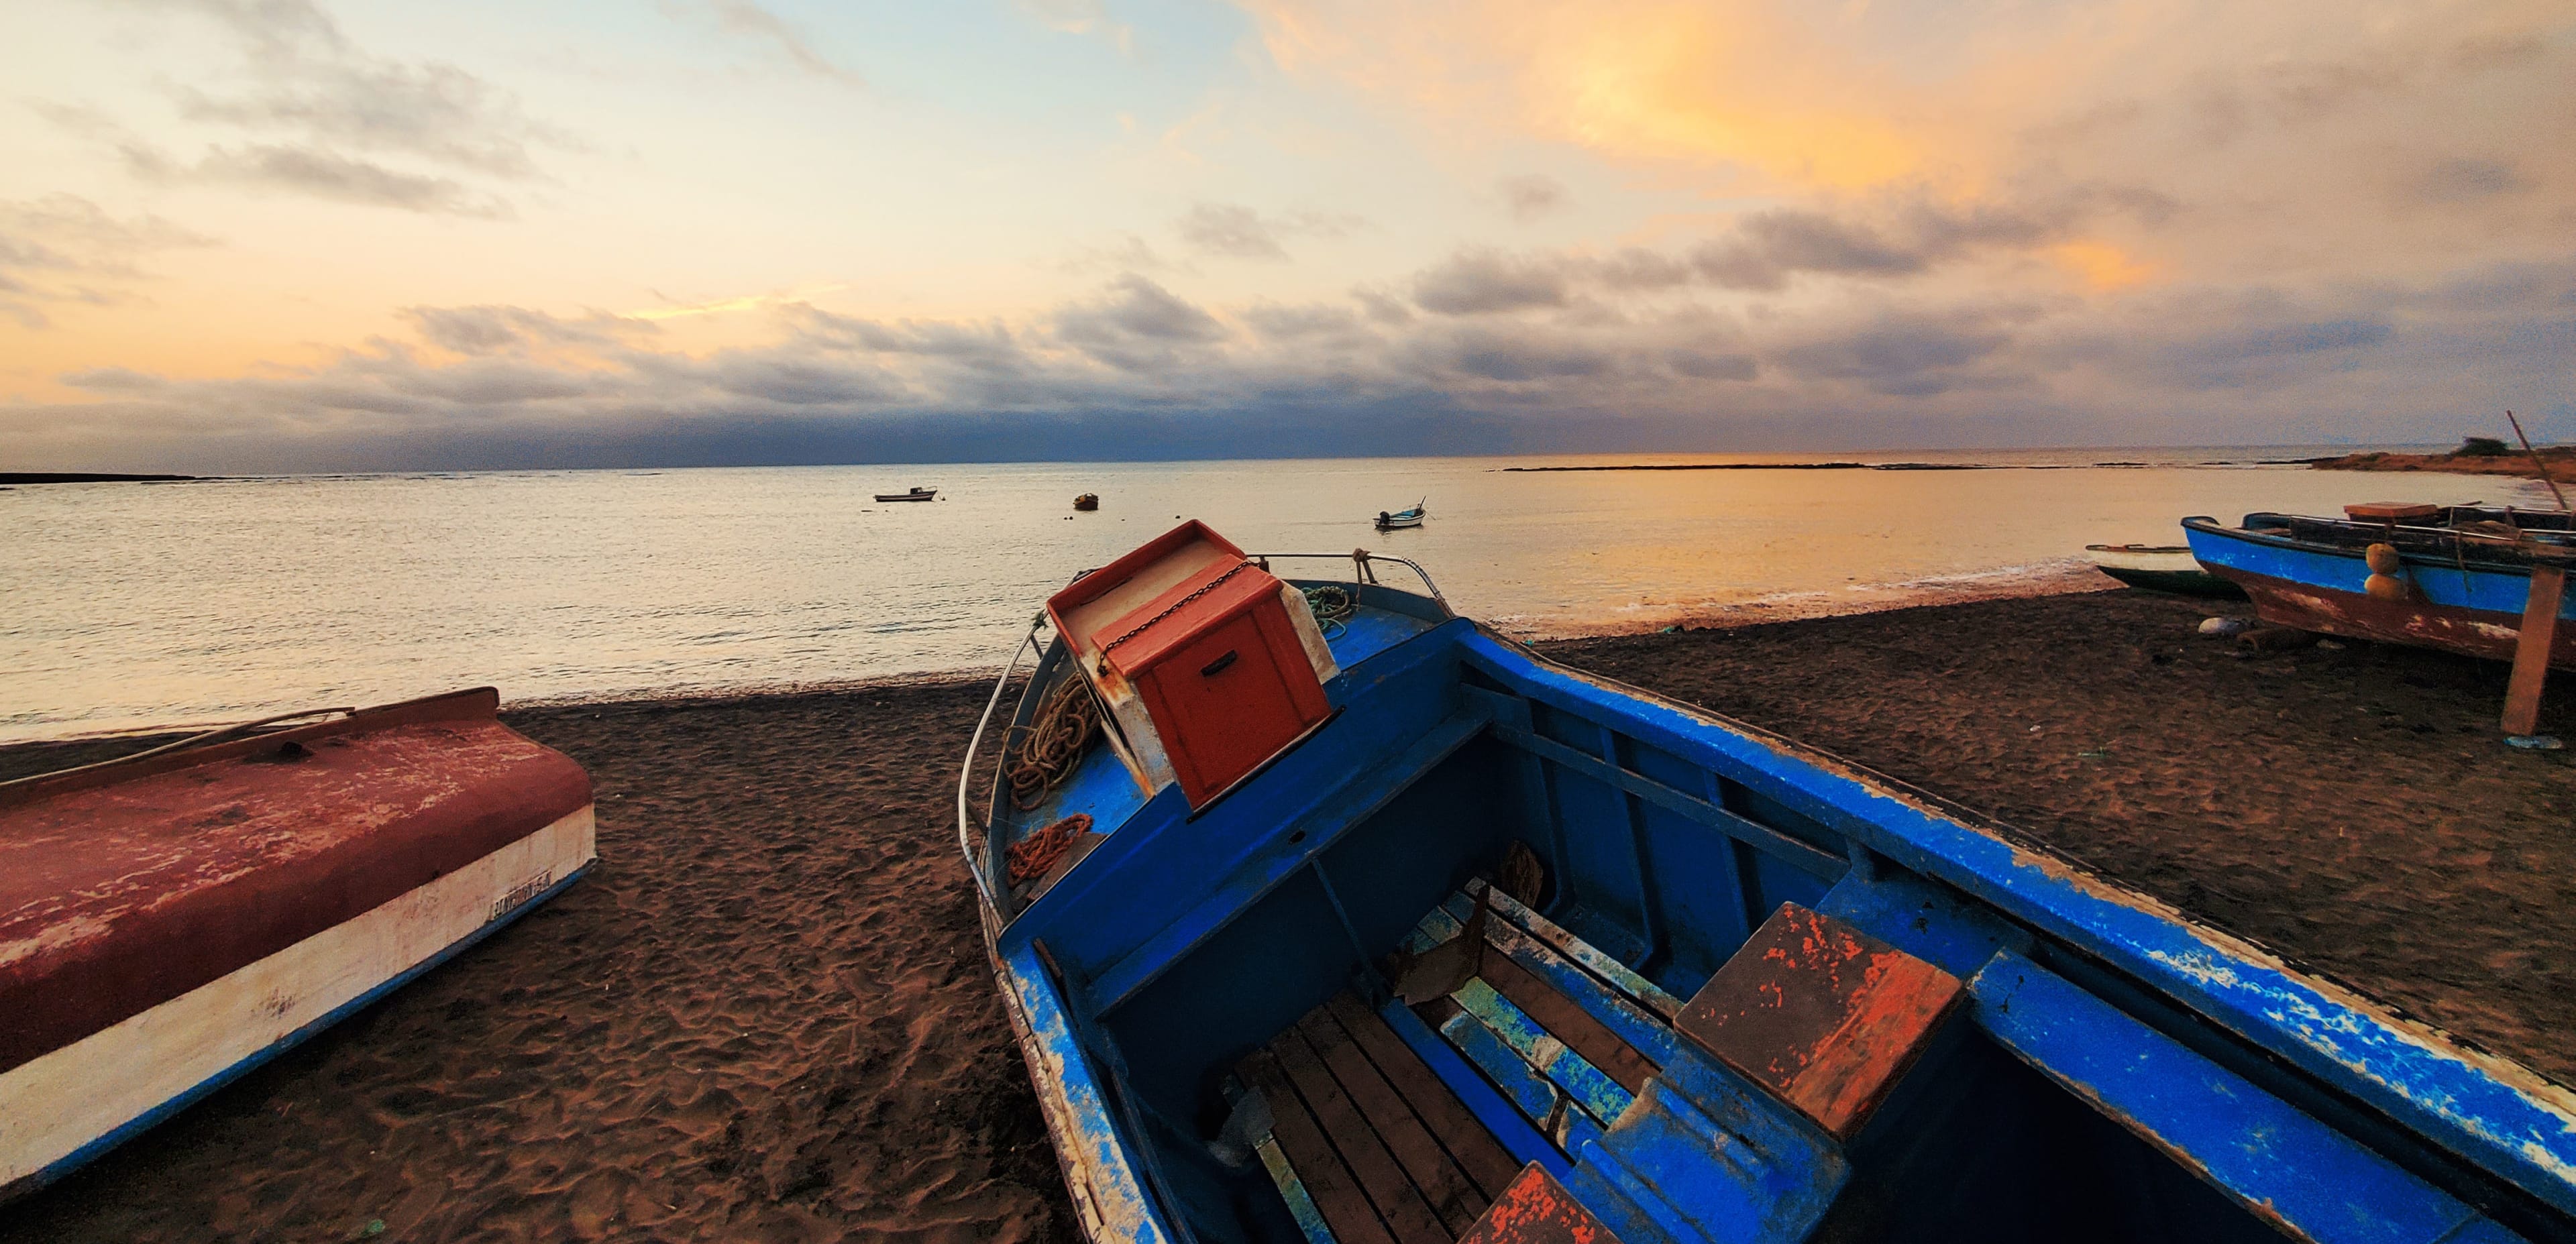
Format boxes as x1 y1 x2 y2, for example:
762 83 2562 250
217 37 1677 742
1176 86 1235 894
1 0 2571 471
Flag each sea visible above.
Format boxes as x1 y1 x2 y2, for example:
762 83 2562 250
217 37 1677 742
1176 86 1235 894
1 447 2546 743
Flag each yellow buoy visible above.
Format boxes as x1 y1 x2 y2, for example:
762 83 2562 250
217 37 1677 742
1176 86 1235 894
2365 573 2408 601
2365 543 2402 575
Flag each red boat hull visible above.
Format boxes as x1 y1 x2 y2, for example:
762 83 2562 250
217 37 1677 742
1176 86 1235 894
2214 567 2576 671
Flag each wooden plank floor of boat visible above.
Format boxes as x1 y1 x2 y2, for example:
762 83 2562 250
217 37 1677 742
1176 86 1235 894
1240 879 1675 1243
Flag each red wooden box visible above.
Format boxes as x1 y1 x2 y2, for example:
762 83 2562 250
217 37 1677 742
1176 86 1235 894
1048 522 1332 809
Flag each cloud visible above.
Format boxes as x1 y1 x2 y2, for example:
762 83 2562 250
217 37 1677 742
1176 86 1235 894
1666 348 1756 381
127 143 516 217
1770 310 2013 396
1172 202 1363 261
399 304 660 355
0 194 215 328
1497 174 1566 221
698 0 868 87
1052 274 1228 370
65 0 574 214
2408 156 2532 205
1412 248 1568 315
1016 0 1134 54
14 249 2576 472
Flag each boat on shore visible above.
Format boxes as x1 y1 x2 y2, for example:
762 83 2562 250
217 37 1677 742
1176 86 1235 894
2082 543 2246 598
1376 499 1426 530
0 689 594 1202
959 520 2576 1244
2185 505 2575 669
1075 493 1100 512
875 486 938 502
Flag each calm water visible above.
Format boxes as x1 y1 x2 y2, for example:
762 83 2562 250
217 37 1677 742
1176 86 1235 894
1 449 2543 742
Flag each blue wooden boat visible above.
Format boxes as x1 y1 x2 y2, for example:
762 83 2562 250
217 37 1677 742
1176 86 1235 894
962 524 2576 1244
2185 506 2575 669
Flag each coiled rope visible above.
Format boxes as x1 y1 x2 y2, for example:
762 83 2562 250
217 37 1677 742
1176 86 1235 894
1008 812 1093 885
1004 674 1101 811
1303 584 1355 639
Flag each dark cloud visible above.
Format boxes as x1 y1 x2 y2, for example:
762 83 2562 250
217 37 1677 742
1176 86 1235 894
1412 249 1568 315
703 353 903 405
788 306 1026 374
1666 349 1757 381
1498 174 1568 221
1440 327 1613 382
1053 274 1227 370
1172 203 1362 261
1771 313 2012 396
2409 156 2531 204
1240 302 1371 345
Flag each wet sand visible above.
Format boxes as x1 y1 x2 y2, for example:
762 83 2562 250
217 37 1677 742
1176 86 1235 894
3 589 2569 1239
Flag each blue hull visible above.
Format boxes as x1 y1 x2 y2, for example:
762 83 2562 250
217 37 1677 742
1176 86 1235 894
965 558 2576 1244
2186 514 2575 668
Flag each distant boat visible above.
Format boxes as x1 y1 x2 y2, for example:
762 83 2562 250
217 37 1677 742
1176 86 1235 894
2185 504 2575 668
1375 498 1426 530
875 486 937 502
2083 544 2246 598
1073 493 1099 512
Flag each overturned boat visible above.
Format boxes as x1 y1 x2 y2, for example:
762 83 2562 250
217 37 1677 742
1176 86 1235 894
962 520 2576 1244
0 689 594 1202
2186 504 2574 669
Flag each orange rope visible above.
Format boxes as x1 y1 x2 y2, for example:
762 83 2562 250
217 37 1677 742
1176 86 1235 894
1008 813 1093 885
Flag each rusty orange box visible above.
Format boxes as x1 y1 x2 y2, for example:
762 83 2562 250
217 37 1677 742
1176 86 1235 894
1048 522 1333 809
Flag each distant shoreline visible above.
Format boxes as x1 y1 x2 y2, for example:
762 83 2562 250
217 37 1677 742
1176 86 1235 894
1500 457 2326 472
2310 448 2573 479
0 472 201 485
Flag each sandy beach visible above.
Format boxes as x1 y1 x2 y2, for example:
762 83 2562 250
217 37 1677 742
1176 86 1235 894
2 587 2569 1241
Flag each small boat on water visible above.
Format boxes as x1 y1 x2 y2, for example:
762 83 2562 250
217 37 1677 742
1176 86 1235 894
2186 504 2575 669
2082 543 2246 598
0 689 594 1202
1376 498 1427 530
876 486 938 502
961 520 2576 1244
1075 493 1100 512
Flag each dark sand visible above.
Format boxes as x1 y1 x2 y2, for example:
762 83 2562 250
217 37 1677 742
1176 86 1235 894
0 683 1073 1244
3 589 2569 1239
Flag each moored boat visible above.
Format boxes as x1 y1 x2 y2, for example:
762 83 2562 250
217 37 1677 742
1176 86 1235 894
2185 505 2575 669
961 520 2576 1244
876 486 938 502
1376 498 1427 530
0 689 595 1202
2082 543 2247 598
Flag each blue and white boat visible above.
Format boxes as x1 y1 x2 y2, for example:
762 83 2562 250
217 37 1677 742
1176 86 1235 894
2186 506 2574 669
961 522 2576 1244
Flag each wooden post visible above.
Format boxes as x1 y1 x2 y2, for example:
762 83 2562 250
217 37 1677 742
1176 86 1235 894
2502 565 2567 736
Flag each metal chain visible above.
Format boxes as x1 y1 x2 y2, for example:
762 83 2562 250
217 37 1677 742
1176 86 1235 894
1096 560 1256 661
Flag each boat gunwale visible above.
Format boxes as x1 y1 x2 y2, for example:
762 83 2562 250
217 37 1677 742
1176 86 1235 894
2185 513 2575 577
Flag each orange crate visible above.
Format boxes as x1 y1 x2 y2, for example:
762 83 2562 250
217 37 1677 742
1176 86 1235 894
1049 522 1332 808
